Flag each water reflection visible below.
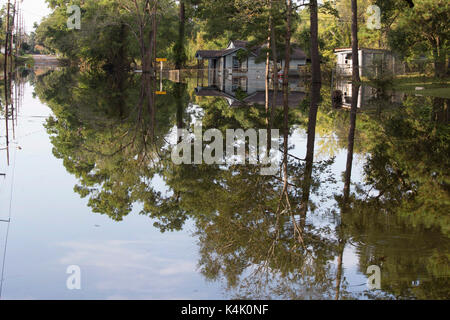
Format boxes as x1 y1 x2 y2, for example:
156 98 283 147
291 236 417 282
27 67 450 299
333 79 405 110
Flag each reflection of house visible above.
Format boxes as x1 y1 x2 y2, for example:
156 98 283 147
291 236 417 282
335 48 405 78
195 86 305 108
195 40 307 85
334 79 405 109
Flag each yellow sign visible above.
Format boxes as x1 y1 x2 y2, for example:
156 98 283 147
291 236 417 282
156 58 167 62
156 91 167 95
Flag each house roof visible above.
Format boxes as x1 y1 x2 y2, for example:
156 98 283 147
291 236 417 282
196 40 307 61
291 47 307 60
229 40 249 48
334 47 392 53
195 49 238 59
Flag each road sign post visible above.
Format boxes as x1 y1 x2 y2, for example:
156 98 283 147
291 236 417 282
156 58 167 95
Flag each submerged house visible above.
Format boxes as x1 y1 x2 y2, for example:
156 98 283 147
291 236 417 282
195 40 307 81
194 40 307 107
335 48 405 78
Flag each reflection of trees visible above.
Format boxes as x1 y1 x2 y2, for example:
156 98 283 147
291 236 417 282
336 93 450 300
191 163 340 299
34 69 449 299
341 200 450 299
358 95 450 236
188 81 349 299
36 69 185 221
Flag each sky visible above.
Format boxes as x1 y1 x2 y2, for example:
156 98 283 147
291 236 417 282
1 0 51 33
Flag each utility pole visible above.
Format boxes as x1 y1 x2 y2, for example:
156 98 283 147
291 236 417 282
15 5 19 58
4 0 11 167
4 0 11 84
9 0 17 79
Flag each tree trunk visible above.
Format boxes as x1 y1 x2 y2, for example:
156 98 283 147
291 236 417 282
433 40 446 78
283 0 292 85
343 84 360 200
351 0 360 83
335 239 345 300
310 0 321 84
9 0 16 79
265 36 270 116
4 0 10 87
269 8 278 129
175 0 185 70
282 0 292 181
300 82 321 225
343 0 361 199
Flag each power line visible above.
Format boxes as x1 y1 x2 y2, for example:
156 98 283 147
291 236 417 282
0 144 16 299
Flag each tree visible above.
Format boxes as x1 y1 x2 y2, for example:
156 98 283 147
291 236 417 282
309 0 321 84
389 0 449 78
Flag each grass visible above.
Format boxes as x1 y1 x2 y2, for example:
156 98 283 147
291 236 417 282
391 75 450 99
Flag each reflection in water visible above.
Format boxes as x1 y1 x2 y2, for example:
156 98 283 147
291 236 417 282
23 67 450 299
333 79 405 110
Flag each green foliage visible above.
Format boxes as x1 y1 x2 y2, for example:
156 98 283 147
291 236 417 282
35 0 179 68
388 0 449 77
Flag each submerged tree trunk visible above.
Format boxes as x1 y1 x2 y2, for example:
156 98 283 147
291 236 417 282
343 84 360 200
301 82 321 222
343 0 361 199
301 0 322 222
175 83 186 132
335 239 345 300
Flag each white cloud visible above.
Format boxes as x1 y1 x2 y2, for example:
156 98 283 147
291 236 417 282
57 240 201 299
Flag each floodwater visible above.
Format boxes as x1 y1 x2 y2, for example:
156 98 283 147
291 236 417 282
0 67 448 299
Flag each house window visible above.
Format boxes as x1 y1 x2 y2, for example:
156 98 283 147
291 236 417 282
345 53 352 64
232 77 248 92
232 77 240 91
233 56 241 70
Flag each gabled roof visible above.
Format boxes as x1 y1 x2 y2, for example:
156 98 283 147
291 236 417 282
195 48 243 59
228 40 249 49
291 47 307 60
334 47 392 53
196 40 308 61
